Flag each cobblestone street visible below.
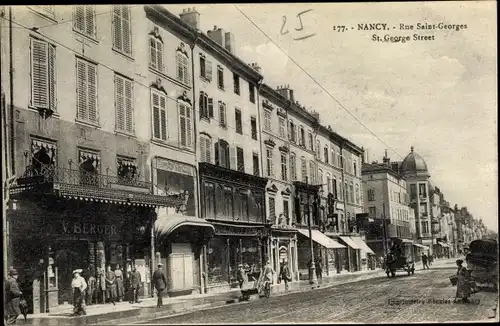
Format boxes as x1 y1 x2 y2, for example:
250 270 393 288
139 267 498 324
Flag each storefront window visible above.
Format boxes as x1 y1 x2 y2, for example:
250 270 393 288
241 238 261 274
207 238 227 284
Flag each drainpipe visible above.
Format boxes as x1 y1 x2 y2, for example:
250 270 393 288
255 78 264 178
9 6 15 175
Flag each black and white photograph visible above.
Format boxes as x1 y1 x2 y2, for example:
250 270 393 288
1 2 497 325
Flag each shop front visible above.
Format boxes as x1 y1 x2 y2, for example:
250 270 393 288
269 226 299 283
350 235 376 271
338 236 362 272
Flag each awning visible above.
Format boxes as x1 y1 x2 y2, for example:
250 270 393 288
339 236 362 250
402 239 414 244
438 242 449 248
155 214 215 244
297 229 346 249
413 243 430 250
350 236 375 255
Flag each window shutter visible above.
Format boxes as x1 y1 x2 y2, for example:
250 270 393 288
230 145 237 170
176 53 183 81
74 5 85 32
152 92 160 139
186 105 192 147
85 6 95 37
149 39 157 69
214 141 219 165
76 59 87 120
115 75 124 130
156 40 163 71
200 136 207 162
87 63 97 123
183 56 190 85
112 6 122 51
160 96 167 140
48 44 56 111
31 38 49 108
198 92 204 118
206 59 212 81
179 104 186 146
219 102 225 126
206 138 212 163
208 98 214 118
125 79 133 132
122 6 131 54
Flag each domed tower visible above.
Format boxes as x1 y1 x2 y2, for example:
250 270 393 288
401 146 433 254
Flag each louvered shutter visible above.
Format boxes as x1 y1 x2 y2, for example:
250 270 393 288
152 92 160 139
183 56 190 85
31 38 49 108
179 104 187 146
74 5 85 33
208 98 214 118
219 102 225 126
200 136 207 162
229 145 237 170
48 44 56 111
122 6 131 54
85 6 95 37
199 92 204 118
185 105 192 147
160 95 167 140
206 59 212 81
112 6 122 51
149 38 157 69
176 53 183 82
157 41 163 71
115 75 124 130
76 59 87 120
206 138 212 163
125 79 133 132
214 142 219 165
87 63 97 122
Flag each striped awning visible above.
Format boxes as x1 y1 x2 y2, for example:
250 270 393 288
350 236 375 255
339 236 362 250
297 229 345 249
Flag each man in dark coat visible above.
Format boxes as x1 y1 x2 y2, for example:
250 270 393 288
129 265 142 304
421 253 429 270
152 263 168 308
4 268 22 325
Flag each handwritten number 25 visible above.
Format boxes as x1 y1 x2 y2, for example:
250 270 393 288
280 9 315 40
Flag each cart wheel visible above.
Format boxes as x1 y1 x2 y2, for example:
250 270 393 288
264 283 271 298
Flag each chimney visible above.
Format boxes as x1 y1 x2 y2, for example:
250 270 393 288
179 7 200 30
207 26 225 48
224 32 235 54
382 149 390 166
310 110 320 122
249 62 261 74
275 84 294 102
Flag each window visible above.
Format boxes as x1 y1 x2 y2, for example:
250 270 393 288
278 117 286 138
233 73 240 95
281 153 288 181
324 146 329 163
253 153 260 176
290 153 297 181
269 197 276 221
204 182 216 219
331 150 335 167
217 66 224 89
283 200 289 224
112 5 132 55
37 6 55 17
338 152 342 168
74 5 96 38
410 184 417 200
301 157 307 182
151 90 167 140
219 101 227 127
149 34 163 71
215 139 230 168
266 148 273 177
199 54 212 81
117 156 138 186
333 178 338 198
355 184 360 204
179 102 192 148
316 140 321 159
264 109 272 132
30 37 56 112
76 58 97 124
289 121 296 142
176 48 190 85
199 134 212 163
308 131 313 150
199 91 213 119
309 161 315 183
419 183 427 198
338 182 343 200
299 127 305 146
326 175 331 193
236 147 244 172
419 203 428 216
353 161 357 177
369 206 376 217
30 139 57 173
235 108 242 134
251 117 257 140
368 189 375 201
115 74 134 133
249 83 255 103
79 149 100 186
318 169 323 186
421 221 429 234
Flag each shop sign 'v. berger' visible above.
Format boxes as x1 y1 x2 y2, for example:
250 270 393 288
61 221 118 236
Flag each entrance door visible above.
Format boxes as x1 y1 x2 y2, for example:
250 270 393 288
54 241 89 304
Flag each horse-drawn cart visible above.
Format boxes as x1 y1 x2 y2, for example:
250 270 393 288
384 253 415 277
466 239 498 291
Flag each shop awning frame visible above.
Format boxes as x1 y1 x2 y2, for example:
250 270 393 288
297 229 346 249
350 236 375 255
155 214 215 243
339 236 362 250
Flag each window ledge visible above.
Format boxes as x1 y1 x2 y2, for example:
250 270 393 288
150 139 195 153
218 86 225 92
200 116 211 123
112 48 134 62
28 7 57 23
200 75 211 83
28 106 60 119
149 66 166 76
115 130 136 138
176 77 191 89
219 125 228 130
75 119 100 129
73 29 99 44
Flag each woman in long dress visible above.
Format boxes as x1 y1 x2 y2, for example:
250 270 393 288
455 259 471 303
71 269 87 316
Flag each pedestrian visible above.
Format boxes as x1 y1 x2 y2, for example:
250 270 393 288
105 265 117 305
260 260 275 292
455 259 472 303
71 269 87 316
114 265 124 302
152 263 168 308
86 267 96 306
315 258 323 284
279 260 291 291
236 264 248 289
129 265 142 304
4 267 22 325
421 253 429 270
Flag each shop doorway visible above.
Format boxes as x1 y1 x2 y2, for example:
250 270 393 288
54 241 89 304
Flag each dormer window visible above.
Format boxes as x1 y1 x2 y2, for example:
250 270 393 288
149 27 164 72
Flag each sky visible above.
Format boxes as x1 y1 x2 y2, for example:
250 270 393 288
165 2 497 232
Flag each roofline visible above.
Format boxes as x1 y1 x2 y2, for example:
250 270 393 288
362 163 405 180
146 5 263 83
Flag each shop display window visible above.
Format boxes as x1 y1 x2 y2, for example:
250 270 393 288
207 238 227 284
